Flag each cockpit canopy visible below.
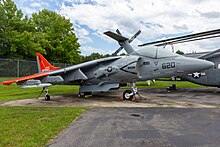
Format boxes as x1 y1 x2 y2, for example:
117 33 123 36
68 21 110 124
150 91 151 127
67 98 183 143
132 45 179 59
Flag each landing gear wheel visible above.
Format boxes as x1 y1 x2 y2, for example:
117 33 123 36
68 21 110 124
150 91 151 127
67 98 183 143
44 87 50 101
78 92 92 97
45 94 50 101
78 92 85 98
123 90 134 100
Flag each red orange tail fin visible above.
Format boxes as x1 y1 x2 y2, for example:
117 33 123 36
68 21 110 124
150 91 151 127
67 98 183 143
36 53 60 72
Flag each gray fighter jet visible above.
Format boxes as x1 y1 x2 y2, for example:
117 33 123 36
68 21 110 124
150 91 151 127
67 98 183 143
1 30 214 100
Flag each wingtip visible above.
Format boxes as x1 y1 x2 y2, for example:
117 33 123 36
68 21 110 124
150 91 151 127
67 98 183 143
103 31 111 35
1 81 13 85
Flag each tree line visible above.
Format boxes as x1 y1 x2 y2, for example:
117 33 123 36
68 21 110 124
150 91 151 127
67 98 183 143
0 0 111 64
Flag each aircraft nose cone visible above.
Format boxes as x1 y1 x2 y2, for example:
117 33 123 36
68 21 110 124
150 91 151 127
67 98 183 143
179 57 214 73
182 58 214 73
200 60 214 70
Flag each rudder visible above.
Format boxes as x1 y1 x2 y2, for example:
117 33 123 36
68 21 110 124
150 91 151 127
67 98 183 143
36 53 60 73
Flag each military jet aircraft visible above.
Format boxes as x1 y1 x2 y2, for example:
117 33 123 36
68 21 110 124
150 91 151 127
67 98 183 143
139 28 220 88
182 49 220 87
1 30 214 100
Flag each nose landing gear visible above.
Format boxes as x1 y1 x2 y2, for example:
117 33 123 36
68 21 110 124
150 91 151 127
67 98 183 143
36 87 51 101
122 83 141 101
123 90 134 100
45 87 50 101
78 92 92 98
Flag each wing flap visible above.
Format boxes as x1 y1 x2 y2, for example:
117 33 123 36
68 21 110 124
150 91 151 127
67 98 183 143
65 68 88 82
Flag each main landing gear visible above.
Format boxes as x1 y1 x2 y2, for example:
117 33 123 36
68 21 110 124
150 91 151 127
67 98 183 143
122 83 141 101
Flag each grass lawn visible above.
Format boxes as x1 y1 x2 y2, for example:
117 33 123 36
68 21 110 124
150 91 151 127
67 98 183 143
0 84 79 102
0 106 88 147
0 76 79 102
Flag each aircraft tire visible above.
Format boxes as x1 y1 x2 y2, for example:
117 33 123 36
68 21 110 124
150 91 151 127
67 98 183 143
79 92 92 97
123 90 134 100
45 94 50 101
78 92 85 97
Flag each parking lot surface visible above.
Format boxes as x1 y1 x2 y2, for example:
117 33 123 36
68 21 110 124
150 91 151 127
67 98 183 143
49 108 220 147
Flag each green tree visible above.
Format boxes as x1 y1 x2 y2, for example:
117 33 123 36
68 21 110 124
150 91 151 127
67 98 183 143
0 1 81 63
176 50 184 55
0 0 44 59
32 9 81 63
81 52 111 63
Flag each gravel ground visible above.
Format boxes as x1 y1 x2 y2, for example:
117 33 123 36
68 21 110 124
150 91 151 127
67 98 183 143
1 88 220 108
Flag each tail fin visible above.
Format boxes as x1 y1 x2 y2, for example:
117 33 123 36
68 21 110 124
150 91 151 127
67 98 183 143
36 53 60 73
104 31 129 42
104 30 141 55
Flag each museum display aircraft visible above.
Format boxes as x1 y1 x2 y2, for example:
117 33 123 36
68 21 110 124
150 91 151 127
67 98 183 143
182 49 220 87
139 29 220 87
1 30 214 100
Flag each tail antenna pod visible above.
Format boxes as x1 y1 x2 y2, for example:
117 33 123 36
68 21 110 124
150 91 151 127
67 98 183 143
36 53 60 73
116 29 122 35
129 30 141 43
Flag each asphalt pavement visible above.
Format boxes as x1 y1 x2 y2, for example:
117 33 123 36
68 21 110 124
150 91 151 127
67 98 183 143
49 108 220 147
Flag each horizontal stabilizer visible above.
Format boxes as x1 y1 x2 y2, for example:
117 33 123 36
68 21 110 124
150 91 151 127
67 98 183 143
104 31 129 42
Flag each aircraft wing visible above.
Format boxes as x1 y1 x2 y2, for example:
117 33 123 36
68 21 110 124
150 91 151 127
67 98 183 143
1 53 121 88
184 48 220 60
184 52 209 58
198 48 220 59
1 72 49 85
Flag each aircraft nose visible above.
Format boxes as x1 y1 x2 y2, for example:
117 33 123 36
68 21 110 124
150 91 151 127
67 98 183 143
194 59 214 71
182 58 214 73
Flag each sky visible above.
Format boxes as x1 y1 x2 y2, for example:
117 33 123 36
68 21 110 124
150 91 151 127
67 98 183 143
13 0 220 55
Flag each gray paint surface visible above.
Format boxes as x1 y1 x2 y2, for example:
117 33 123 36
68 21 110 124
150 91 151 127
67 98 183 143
49 108 220 147
182 49 220 87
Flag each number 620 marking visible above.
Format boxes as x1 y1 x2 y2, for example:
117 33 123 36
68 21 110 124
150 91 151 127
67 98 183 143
162 62 175 69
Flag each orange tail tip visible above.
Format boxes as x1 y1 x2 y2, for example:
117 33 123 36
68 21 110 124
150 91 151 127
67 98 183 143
36 53 60 72
2 81 12 85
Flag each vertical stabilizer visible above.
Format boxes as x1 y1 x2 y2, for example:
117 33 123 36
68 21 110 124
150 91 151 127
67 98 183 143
36 53 60 73
104 30 141 55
